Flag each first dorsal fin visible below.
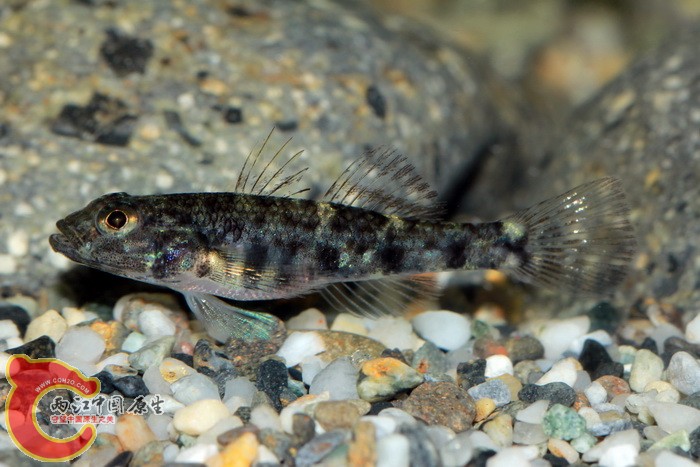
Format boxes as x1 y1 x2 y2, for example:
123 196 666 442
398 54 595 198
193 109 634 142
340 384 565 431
235 128 310 198
323 148 444 221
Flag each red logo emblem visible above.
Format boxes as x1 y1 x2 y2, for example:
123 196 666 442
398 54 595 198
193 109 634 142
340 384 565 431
5 355 101 462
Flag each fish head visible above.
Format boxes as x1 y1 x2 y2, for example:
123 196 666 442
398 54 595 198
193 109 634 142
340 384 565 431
49 192 202 283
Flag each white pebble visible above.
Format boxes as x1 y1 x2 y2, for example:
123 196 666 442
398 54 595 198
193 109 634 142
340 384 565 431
163 443 180 463
585 382 608 406
95 353 130 372
360 415 398 439
378 408 417 427
276 331 325 367
685 314 700 344
648 401 700 433
0 352 11 378
174 443 218 463
330 313 367 335
376 434 410 467
300 355 326 386
0 321 19 340
256 444 279 464
309 357 359 400
666 351 700 395
0 255 17 274
515 399 549 424
143 364 172 395
629 349 664 393
121 332 147 352
250 404 282 431
485 355 513 378
440 431 474 467
24 309 68 343
468 430 499 452
573 370 592 392
578 407 602 429
653 450 698 467
56 327 105 365
152 395 185 415
538 316 590 360
61 307 99 326
223 377 257 407
535 358 578 387
155 171 174 190
486 446 539 467
173 399 229 436
225 396 246 414
146 414 173 441
7 230 28 257
138 309 177 337
582 429 640 466
648 323 683 352
171 374 220 405
368 317 420 351
286 308 327 330
412 311 470 351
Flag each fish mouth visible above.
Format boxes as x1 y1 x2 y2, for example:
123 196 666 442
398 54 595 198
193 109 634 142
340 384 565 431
49 219 90 265
49 233 87 264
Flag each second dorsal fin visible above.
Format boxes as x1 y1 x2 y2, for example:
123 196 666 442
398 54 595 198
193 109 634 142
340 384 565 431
323 148 444 221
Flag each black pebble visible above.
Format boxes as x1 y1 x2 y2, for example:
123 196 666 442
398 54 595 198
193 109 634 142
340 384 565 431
234 406 252 424
681 392 700 411
544 452 570 466
223 106 243 124
640 336 658 353
518 382 576 407
256 359 288 410
172 352 194 368
163 110 202 147
288 366 303 382
456 359 486 390
275 120 298 132
579 339 613 375
366 85 386 119
0 122 9 139
193 339 238 397
105 450 133 467
592 361 624 379
588 301 623 333
51 92 137 146
94 370 116 394
663 336 700 364
690 426 700 458
6 335 55 359
0 304 31 336
367 401 393 415
100 28 154 76
113 375 150 398
381 348 408 365
467 449 496 467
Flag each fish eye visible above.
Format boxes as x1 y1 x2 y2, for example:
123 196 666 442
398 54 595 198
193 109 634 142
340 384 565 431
97 206 138 235
106 210 128 230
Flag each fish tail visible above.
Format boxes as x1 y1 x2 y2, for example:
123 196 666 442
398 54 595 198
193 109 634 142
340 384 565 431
500 177 636 294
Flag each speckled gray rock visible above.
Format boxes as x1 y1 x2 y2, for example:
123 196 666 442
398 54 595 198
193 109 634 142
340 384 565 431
515 27 700 312
0 0 519 300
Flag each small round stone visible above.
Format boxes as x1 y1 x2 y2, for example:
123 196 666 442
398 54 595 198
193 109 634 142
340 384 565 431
24 309 67 343
173 399 230 436
115 413 157 452
467 379 511 407
474 398 496 422
666 351 700 395
286 308 327 330
516 399 549 424
685 314 700 344
128 336 175 372
482 414 514 447
504 335 544 363
401 382 476 432
542 404 586 441
56 327 106 365
358 357 423 402
628 348 664 393
484 355 513 378
412 310 471 351
314 400 362 430
171 373 220 405
595 375 631 400
518 382 576 407
113 375 150 398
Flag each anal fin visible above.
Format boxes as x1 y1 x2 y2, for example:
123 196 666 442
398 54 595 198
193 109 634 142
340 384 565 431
319 274 438 319
184 292 285 343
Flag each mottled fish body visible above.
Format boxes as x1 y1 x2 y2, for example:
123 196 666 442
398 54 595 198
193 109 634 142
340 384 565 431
50 137 636 342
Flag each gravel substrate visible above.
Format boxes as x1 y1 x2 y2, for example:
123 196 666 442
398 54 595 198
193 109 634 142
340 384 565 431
2 292 700 466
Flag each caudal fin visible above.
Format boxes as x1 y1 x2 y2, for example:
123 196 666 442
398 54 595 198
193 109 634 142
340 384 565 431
504 178 636 294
